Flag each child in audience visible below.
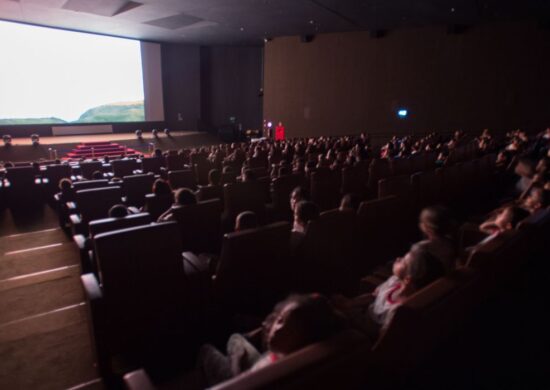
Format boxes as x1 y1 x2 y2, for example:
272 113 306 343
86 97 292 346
57 178 74 202
109 204 129 218
289 186 309 213
197 294 345 387
416 206 458 272
332 243 444 334
152 178 172 196
479 205 530 235
291 201 320 252
91 170 103 180
235 211 259 232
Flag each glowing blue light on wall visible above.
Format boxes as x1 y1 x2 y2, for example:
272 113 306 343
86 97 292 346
398 109 408 118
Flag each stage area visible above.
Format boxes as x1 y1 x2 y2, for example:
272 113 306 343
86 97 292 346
0 131 221 163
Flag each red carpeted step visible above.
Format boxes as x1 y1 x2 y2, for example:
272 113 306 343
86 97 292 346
65 142 139 160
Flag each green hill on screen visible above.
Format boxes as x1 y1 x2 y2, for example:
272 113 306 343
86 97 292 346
75 101 145 123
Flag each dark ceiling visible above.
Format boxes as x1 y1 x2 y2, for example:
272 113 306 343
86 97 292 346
0 0 549 45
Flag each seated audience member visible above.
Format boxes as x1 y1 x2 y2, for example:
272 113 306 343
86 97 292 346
152 178 172 196
234 211 259 232
339 193 362 213
208 169 222 186
289 186 310 213
416 206 458 272
197 294 345 387
157 188 197 221
479 205 530 235
520 185 549 214
241 168 256 182
91 170 103 180
333 243 445 334
109 204 129 218
291 201 319 252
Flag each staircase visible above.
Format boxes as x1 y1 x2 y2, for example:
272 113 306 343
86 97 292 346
65 141 139 159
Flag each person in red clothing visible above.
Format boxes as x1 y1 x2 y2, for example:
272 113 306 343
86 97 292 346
275 122 285 141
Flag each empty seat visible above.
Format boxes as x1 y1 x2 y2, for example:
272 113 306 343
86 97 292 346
43 164 72 194
295 209 358 295
143 193 173 221
367 159 391 195
123 173 155 208
82 222 186 379
111 159 139 178
141 157 163 175
213 222 291 313
73 179 110 191
193 157 214 186
70 186 123 234
79 161 103 179
5 166 41 207
168 199 223 254
223 181 268 228
168 170 197 190
310 169 341 211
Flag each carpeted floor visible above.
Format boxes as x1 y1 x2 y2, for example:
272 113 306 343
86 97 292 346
0 206 102 389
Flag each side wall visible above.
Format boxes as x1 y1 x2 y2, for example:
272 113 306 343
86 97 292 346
264 22 550 138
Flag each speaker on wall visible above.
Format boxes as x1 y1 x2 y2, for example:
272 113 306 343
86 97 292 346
300 34 315 43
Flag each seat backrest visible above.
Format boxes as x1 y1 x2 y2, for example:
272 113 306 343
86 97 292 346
166 154 185 171
212 330 371 390
390 158 411 177
170 199 223 254
373 268 480 380
297 209 358 295
194 159 214 186
378 174 411 200
223 181 268 221
141 157 163 175
112 159 139 178
341 165 368 197
410 169 442 210
73 179 110 191
89 212 152 238
75 186 122 224
144 193 173 221
80 161 103 179
5 166 35 187
168 169 197 190
196 185 224 202
368 159 391 189
271 174 307 220
215 222 291 312
44 164 72 187
221 171 238 185
310 169 342 211
94 222 185 351
123 174 155 207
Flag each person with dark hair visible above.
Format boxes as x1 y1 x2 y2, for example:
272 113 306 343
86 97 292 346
208 169 221 186
91 170 103 180
58 178 73 199
158 188 197 222
197 294 345 387
289 186 309 213
235 211 259 232
152 178 172 196
241 169 256 182
339 193 362 213
416 206 458 272
521 185 549 213
109 204 129 218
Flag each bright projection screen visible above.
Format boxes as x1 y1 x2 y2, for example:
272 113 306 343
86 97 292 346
0 20 164 125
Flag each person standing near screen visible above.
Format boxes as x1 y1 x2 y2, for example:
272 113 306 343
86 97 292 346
275 122 285 141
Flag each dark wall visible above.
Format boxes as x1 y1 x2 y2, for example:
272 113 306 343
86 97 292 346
200 46 263 132
161 43 201 131
264 22 550 138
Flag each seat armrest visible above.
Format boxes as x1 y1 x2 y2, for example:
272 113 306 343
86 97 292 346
182 251 209 273
124 369 157 390
54 193 62 202
70 214 82 225
67 201 77 211
73 234 88 250
81 273 103 301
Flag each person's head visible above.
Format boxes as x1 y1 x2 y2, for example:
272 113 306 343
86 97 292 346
278 165 290 177
208 169 221 186
263 294 344 355
109 204 128 218
174 188 197 206
393 243 445 293
235 211 259 232
290 186 310 212
152 179 172 196
294 201 319 230
91 170 103 180
524 186 549 212
339 193 362 212
419 206 455 239
494 206 530 231
154 148 163 158
58 178 72 192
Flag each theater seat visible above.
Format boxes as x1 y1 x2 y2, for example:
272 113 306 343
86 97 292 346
43 164 72 195
73 179 110 191
123 173 155 208
141 157 163 175
271 174 306 222
112 159 139 178
196 184 224 202
144 193 173 221
213 222 291 313
4 166 42 207
79 161 103 180
310 169 341 211
341 165 368 197
223 181 268 229
168 169 197 190
168 199 223 254
82 222 187 380
124 329 370 390
70 186 122 234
